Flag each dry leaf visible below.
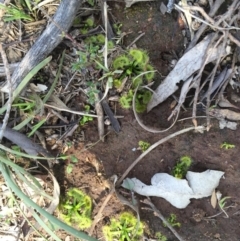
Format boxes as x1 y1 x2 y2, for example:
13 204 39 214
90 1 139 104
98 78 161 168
211 189 217 208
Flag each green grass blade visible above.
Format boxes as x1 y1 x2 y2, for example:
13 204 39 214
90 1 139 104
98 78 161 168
31 210 62 241
13 115 33 131
0 162 98 241
0 56 52 115
28 117 47 137
0 143 55 160
43 50 65 104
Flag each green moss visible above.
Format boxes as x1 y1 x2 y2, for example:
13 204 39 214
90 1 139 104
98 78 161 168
135 98 146 113
221 142 235 149
172 156 192 179
85 17 94 27
102 212 144 241
145 64 155 81
155 232 168 241
132 76 143 89
129 49 144 64
142 90 152 104
134 90 152 113
141 51 150 66
107 41 115 49
119 90 133 109
113 79 122 89
96 34 105 44
138 140 150 152
58 188 92 230
119 94 132 109
113 55 130 70
163 213 181 228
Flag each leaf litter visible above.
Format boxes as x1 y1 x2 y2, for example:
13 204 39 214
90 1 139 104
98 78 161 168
0 0 240 240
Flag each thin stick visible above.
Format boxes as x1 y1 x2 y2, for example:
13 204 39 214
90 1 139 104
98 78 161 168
214 0 239 27
89 175 116 236
206 34 228 130
95 93 105 142
142 198 185 241
0 44 12 142
89 192 114 235
116 125 206 186
218 52 237 98
175 4 240 31
133 86 179 133
229 34 240 47
127 32 145 49
191 33 219 127
185 0 224 52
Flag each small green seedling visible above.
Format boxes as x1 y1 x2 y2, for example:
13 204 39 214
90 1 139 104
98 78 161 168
138 140 150 152
155 232 168 241
0 3 33 22
221 142 235 150
66 155 79 174
102 212 144 241
59 188 92 229
12 98 36 112
59 154 79 174
163 213 181 228
172 155 192 179
80 105 93 125
119 89 152 113
218 196 231 218
119 90 134 109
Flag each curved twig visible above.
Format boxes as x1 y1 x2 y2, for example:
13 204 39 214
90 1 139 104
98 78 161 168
133 86 179 133
116 125 206 186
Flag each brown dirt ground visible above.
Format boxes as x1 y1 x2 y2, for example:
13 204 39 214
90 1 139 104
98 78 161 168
1 0 240 241
54 1 240 241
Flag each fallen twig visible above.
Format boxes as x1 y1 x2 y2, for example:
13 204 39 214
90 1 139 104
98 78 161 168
142 198 185 241
175 4 240 31
95 93 105 141
116 125 206 186
89 175 118 236
133 86 179 133
0 44 12 142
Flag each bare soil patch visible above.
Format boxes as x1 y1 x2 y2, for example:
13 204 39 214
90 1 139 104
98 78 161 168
1 0 240 241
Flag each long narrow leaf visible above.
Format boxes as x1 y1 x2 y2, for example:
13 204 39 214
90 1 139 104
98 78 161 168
31 210 62 241
43 50 65 104
0 162 98 241
0 143 55 160
0 56 52 115
13 115 33 131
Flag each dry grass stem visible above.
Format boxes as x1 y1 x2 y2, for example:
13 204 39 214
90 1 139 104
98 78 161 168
0 44 12 142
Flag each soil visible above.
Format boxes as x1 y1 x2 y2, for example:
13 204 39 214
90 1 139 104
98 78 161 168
1 0 240 241
55 1 240 241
